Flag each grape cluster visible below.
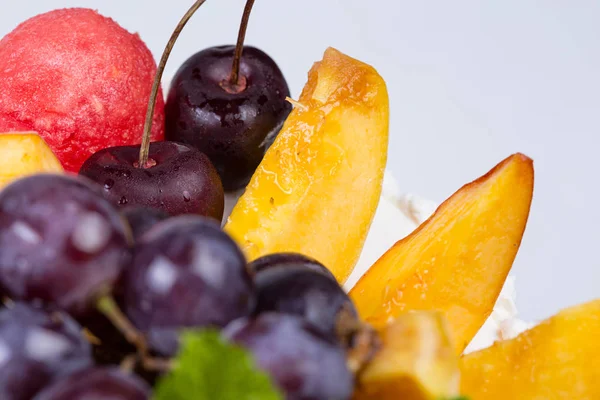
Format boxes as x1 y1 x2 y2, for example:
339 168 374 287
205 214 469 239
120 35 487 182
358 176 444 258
0 173 361 399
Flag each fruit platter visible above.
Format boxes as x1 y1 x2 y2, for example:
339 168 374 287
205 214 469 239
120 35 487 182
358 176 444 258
0 1 598 399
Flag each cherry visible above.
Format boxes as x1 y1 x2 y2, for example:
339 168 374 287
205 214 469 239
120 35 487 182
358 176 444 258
79 141 224 220
165 0 292 191
78 0 224 218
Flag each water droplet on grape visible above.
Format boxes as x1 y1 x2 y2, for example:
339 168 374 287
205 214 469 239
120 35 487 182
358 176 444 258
119 196 128 205
183 191 191 202
104 179 114 190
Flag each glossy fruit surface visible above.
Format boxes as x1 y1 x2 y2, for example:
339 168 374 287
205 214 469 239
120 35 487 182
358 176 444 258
0 132 63 190
165 45 291 191
351 154 534 353
0 8 164 173
254 261 356 340
121 206 169 241
224 313 353 400
249 252 335 279
0 303 92 400
354 312 459 400
79 141 224 220
225 47 389 282
122 216 254 356
33 367 150 400
0 174 131 316
461 299 600 400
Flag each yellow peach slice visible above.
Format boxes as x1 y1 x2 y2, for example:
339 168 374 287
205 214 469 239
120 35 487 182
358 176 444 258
351 154 534 353
460 299 600 399
354 312 460 400
0 132 63 189
225 47 389 282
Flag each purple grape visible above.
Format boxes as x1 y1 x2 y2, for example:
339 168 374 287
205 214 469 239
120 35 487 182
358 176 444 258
253 257 357 342
122 216 254 356
79 141 224 220
0 303 92 400
0 174 131 316
33 367 150 400
165 46 292 191
121 206 169 242
249 253 335 279
223 313 353 400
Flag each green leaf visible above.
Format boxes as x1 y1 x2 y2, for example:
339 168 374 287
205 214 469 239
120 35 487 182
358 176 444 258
153 330 283 400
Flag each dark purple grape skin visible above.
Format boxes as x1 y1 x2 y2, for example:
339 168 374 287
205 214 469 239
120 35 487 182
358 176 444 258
79 141 224 220
223 313 353 400
121 206 169 242
253 258 357 341
165 45 292 191
0 303 92 400
123 216 254 356
33 367 150 400
0 174 131 317
250 252 336 279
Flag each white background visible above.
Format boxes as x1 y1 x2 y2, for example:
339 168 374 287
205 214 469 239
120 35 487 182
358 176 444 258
1 0 598 321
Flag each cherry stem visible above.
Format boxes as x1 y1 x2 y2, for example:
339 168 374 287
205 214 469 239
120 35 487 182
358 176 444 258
139 0 209 168
228 0 256 88
96 296 146 354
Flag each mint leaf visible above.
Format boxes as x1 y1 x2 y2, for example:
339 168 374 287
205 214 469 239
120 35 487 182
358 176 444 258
153 330 283 400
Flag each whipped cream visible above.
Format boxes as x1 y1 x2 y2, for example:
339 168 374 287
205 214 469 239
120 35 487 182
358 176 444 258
222 170 532 353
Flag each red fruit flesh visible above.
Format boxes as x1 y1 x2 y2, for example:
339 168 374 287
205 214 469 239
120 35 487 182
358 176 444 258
0 8 165 172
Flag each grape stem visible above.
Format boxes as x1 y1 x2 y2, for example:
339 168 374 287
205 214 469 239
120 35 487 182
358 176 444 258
335 305 381 374
142 356 173 372
97 296 174 373
222 0 256 93
96 295 147 353
138 0 208 168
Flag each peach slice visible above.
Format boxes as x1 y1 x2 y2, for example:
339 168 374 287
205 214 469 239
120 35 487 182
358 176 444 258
350 154 534 353
460 299 600 399
0 132 63 189
225 47 389 282
354 312 460 400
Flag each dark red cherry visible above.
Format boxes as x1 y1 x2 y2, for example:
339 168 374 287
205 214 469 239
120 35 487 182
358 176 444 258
165 0 291 191
165 46 291 191
79 141 224 221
